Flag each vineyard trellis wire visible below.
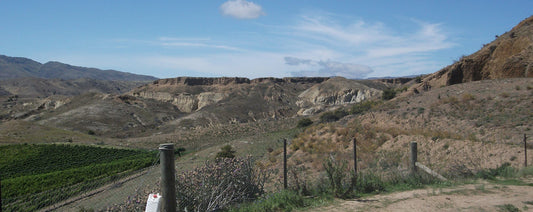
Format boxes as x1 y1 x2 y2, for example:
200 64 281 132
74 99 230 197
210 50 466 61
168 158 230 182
0 144 160 211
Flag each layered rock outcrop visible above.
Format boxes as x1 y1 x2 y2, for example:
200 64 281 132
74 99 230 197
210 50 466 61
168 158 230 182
296 77 382 115
131 76 382 120
132 77 331 113
415 15 533 92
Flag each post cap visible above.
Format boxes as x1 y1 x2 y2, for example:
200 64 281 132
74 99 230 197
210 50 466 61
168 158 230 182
159 143 174 151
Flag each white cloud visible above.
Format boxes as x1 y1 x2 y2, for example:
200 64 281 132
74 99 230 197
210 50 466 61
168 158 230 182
220 0 265 19
286 14 455 77
285 57 373 79
284 56 312 66
87 13 455 79
295 16 394 46
143 52 288 79
159 41 243 51
294 15 454 57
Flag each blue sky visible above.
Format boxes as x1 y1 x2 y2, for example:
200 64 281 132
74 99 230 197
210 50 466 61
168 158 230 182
1 1 532 79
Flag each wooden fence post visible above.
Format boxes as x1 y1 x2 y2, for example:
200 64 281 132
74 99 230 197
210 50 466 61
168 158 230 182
525 134 528 167
410 141 417 175
283 138 288 190
353 138 357 179
352 138 357 190
159 143 176 212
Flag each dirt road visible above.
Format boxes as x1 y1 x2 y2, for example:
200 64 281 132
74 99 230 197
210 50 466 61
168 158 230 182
304 180 533 212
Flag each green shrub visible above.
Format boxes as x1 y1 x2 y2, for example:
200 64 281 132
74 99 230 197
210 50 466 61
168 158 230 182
323 156 355 198
319 110 348 123
496 204 520 212
216 145 236 158
475 162 516 180
297 118 313 128
229 190 305 212
350 101 378 115
174 147 186 157
355 172 386 193
382 88 396 100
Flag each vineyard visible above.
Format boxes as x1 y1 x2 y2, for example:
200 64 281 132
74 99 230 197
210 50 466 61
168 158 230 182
0 144 157 211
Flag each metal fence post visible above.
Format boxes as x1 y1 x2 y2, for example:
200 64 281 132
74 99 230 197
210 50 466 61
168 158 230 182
525 134 528 167
159 143 176 212
410 141 418 175
283 138 288 190
352 138 357 191
353 138 357 180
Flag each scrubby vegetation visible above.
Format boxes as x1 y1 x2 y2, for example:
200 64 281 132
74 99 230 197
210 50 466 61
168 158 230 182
350 100 379 115
216 145 237 158
382 88 396 100
319 110 348 123
175 156 269 211
297 118 313 128
225 159 533 212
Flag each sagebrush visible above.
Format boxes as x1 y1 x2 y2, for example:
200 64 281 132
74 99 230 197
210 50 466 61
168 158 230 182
175 156 270 211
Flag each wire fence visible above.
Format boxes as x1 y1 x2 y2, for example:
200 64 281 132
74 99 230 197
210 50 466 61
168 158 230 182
1 134 530 212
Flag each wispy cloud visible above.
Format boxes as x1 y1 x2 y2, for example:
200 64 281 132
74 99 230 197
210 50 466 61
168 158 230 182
143 52 288 78
284 14 455 77
155 37 243 51
95 12 455 79
159 42 243 51
294 15 454 57
295 15 394 46
220 0 265 19
158 37 212 42
285 57 373 79
284 56 312 66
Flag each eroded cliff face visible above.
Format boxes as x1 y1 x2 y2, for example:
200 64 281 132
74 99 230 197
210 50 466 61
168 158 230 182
415 16 533 92
130 77 382 125
131 77 330 113
296 77 382 115
131 91 227 113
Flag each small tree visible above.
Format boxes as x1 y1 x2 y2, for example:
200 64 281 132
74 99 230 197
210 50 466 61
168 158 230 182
297 118 313 128
382 88 396 100
216 145 236 159
319 110 348 123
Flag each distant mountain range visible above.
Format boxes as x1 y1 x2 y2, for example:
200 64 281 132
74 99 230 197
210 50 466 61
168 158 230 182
0 54 157 82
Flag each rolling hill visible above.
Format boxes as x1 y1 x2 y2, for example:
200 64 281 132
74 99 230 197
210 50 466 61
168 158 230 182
0 54 157 81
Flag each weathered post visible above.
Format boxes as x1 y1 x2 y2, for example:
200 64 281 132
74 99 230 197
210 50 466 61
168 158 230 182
283 138 288 190
352 138 357 191
159 143 176 212
410 141 418 175
525 134 528 167
353 138 357 178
